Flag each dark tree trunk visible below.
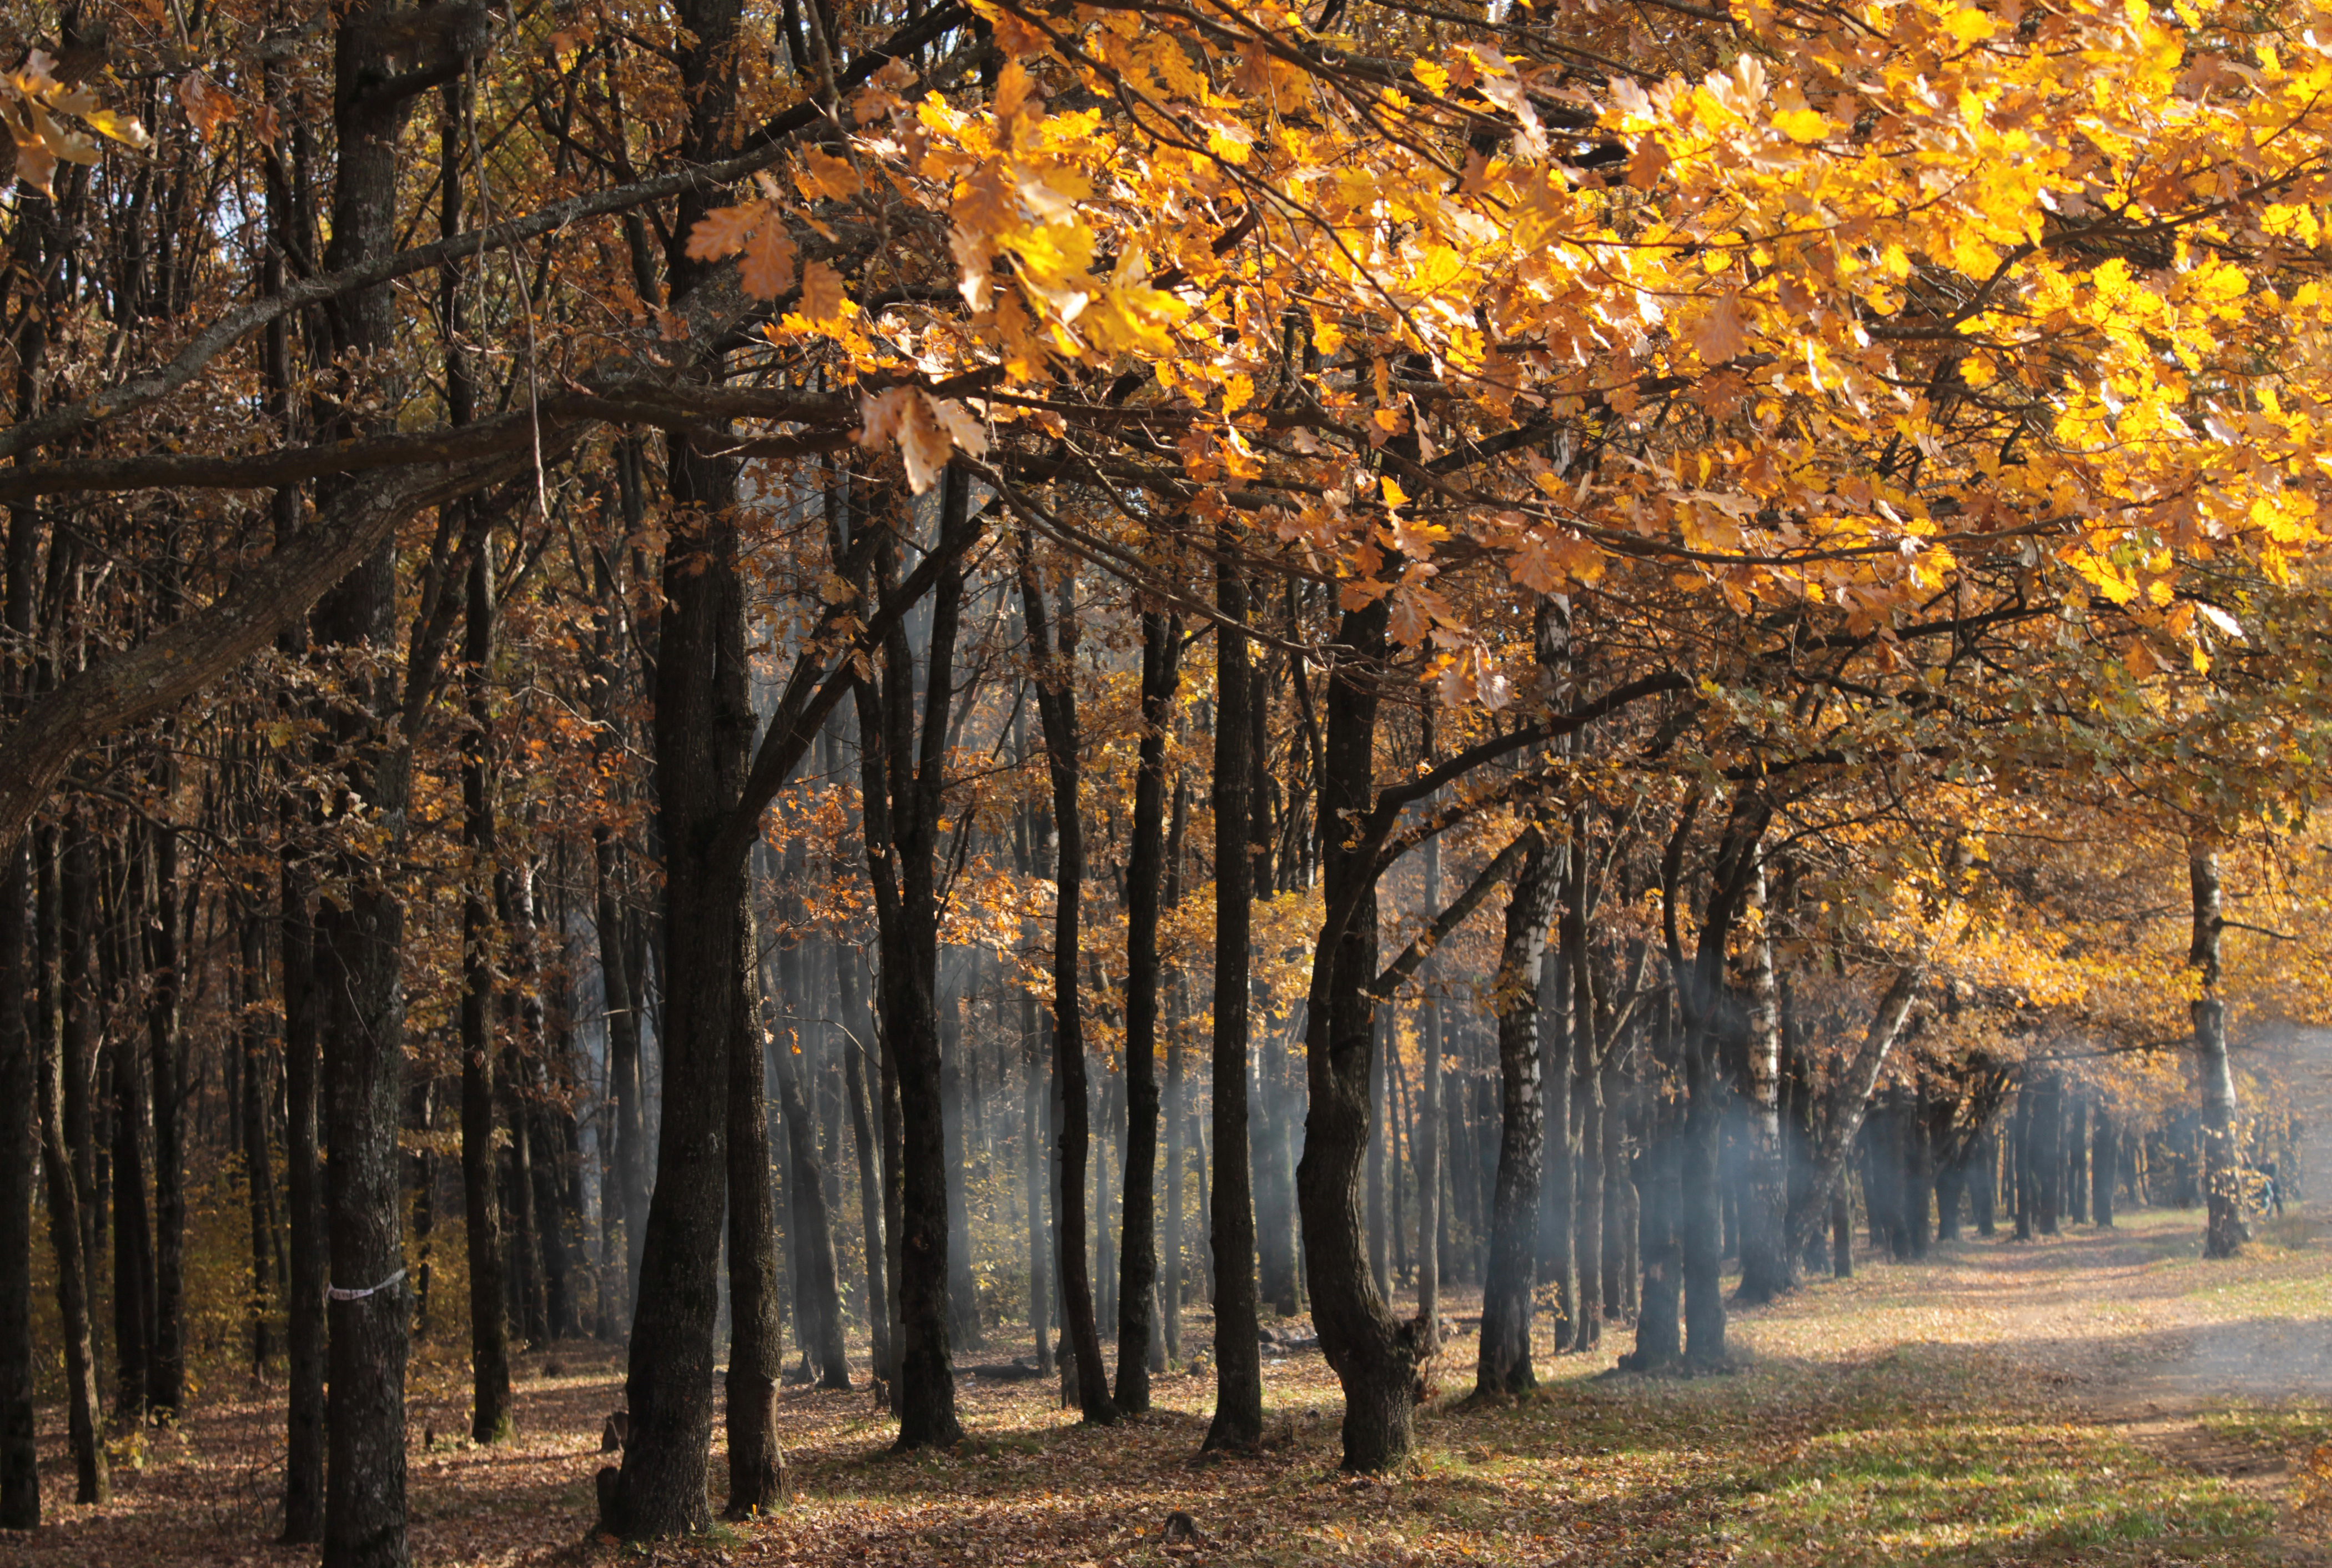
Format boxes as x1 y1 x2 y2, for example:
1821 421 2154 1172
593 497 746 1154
239 906 278 1368
282 832 325 1541
596 835 648 1327
2190 845 2249 1258
2012 1087 2034 1240
460 544 516 1443
2092 1109 2117 1229
1163 778 1190 1363
854 469 972 1448
607 438 751 1533
1368 1011 1391 1300
1296 599 1426 1471
1627 1065 1683 1373
145 810 187 1420
1203 560 1264 1453
1018 537 1114 1425
1022 995 1052 1372
1115 612 1179 1411
1679 1023 1726 1368
2032 1074 2063 1236
37 831 105 1503
110 1019 155 1424
0 843 38 1529
1474 837 1561 1396
725 902 784 1516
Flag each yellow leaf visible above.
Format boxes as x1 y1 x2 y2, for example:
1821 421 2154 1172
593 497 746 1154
686 203 760 262
1772 107 1828 143
798 259 847 325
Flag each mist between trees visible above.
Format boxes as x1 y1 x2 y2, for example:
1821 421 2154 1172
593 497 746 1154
4 0 2332 1561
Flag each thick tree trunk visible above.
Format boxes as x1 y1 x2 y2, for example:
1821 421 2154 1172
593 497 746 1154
853 469 972 1448
2190 845 2250 1258
1296 600 1426 1471
0 845 38 1529
1204 561 1265 1452
1474 837 1561 1397
1018 540 1114 1425
1115 611 1179 1412
1626 1057 1683 1373
725 902 785 1517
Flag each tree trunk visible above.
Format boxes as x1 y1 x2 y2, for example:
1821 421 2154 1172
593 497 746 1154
1474 836 1561 1397
2092 1108 2116 1229
1537 936 1574 1353
1732 868 1790 1304
282 828 325 1541
1415 850 1444 1345
2190 845 2249 1258
854 469 972 1448
1163 780 1190 1362
605 436 752 1535
0 843 38 1529
460 544 515 1442
37 831 105 1502
771 933 851 1389
1115 611 1179 1412
1782 962 1928 1261
1627 1064 1683 1373
941 996 983 1351
1018 536 1114 1425
110 1017 155 1424
1565 837 1602 1353
843 999 891 1376
725 901 784 1517
1296 599 1426 1471
145 808 187 1420
1204 558 1265 1451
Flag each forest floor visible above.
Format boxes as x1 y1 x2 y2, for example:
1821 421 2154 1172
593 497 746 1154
18 1205 2332 1567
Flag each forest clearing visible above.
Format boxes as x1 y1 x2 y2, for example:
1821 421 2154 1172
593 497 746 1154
18 1206 2332 1568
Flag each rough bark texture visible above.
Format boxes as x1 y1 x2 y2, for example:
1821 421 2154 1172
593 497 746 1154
1204 560 1265 1453
1474 836 1561 1397
1297 599 1426 1472
1115 611 1180 1413
2190 845 2250 1259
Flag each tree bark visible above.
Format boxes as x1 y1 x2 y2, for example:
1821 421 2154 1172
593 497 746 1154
282 821 326 1541
1732 867 1791 1304
1115 611 1180 1412
36 831 105 1502
1474 835 1561 1397
145 805 187 1420
1203 561 1265 1453
459 542 516 1442
1296 599 1428 1471
2191 843 2250 1258
725 900 785 1517
1018 535 1115 1425
0 843 38 1529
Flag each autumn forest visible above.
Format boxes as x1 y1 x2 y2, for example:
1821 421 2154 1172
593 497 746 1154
6 0 2332 1562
